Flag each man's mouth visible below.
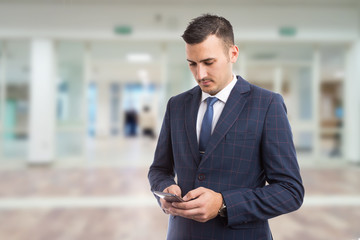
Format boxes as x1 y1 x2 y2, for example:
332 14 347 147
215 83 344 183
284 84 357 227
199 79 213 86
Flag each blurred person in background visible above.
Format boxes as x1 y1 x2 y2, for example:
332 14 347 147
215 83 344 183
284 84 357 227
148 14 304 240
139 105 157 139
124 106 138 137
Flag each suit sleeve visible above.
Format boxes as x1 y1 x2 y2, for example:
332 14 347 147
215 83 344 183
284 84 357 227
222 93 305 227
148 98 177 195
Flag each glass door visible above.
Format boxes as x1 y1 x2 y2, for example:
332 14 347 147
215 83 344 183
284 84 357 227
242 43 317 159
1 40 30 160
241 43 346 161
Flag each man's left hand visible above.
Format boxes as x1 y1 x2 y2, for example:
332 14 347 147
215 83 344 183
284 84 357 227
169 187 223 223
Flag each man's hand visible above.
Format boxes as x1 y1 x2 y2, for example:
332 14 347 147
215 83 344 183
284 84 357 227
168 187 223 223
160 185 182 214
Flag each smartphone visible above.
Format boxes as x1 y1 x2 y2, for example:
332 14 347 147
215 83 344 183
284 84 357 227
153 191 185 202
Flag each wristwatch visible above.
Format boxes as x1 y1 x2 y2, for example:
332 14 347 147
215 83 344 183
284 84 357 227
218 200 227 217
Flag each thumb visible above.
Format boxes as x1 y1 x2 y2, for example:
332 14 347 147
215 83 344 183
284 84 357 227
165 185 182 196
183 187 203 201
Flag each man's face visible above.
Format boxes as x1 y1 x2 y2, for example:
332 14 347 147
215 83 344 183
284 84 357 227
186 35 239 95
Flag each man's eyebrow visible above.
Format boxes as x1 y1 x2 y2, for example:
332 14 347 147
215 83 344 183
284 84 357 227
186 58 215 63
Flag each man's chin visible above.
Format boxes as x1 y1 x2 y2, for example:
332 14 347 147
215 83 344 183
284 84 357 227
200 86 218 96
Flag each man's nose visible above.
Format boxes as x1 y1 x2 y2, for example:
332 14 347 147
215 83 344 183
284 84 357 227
196 65 207 80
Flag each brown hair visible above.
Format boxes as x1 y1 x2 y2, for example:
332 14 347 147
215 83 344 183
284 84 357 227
182 14 234 52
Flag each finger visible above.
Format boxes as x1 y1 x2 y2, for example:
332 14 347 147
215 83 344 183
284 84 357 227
169 205 202 218
161 199 172 208
183 187 205 201
161 199 174 215
160 198 173 212
170 206 210 223
172 197 201 209
171 205 211 223
164 185 182 197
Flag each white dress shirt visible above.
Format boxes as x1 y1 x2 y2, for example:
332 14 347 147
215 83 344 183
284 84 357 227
196 75 237 143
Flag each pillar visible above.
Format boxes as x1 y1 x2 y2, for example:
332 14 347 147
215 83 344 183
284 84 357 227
344 41 360 163
28 39 56 163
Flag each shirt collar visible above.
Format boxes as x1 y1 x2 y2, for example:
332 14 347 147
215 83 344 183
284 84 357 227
201 74 237 103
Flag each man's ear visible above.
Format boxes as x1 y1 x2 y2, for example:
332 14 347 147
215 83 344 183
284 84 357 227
229 45 239 63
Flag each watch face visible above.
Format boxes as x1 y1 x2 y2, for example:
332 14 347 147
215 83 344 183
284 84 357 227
218 203 227 217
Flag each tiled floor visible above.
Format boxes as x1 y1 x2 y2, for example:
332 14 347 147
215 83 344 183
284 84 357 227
0 137 359 240
0 208 168 240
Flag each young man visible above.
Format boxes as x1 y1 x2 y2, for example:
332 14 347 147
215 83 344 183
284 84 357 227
148 14 304 240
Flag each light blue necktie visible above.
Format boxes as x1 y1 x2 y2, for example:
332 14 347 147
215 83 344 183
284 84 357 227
199 97 218 154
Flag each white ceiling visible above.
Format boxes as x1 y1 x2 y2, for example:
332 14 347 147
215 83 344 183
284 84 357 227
0 0 358 5
0 0 352 84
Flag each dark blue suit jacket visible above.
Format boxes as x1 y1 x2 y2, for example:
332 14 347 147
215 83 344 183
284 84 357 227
148 76 304 240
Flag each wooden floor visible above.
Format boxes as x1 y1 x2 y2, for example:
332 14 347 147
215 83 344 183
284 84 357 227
0 137 359 240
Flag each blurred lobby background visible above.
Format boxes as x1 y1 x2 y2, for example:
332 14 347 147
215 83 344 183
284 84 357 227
0 0 360 239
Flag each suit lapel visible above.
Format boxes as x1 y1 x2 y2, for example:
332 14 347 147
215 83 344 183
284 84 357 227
184 86 202 165
200 77 251 164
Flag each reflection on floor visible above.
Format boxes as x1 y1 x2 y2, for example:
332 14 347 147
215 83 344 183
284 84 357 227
0 137 359 240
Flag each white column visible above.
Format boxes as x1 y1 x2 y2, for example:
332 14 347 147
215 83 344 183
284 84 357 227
28 39 56 163
238 44 247 78
0 41 6 157
83 42 91 156
160 42 169 123
95 80 110 138
344 41 360 163
273 66 282 94
312 47 321 159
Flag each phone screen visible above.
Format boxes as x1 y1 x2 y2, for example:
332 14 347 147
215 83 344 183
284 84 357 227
153 191 185 202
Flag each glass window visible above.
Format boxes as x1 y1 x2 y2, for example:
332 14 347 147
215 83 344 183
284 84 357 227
0 40 3 122
244 43 315 157
56 41 85 159
2 40 30 160
319 45 346 158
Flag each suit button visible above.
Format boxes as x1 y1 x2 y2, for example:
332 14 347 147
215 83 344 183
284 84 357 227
198 174 205 181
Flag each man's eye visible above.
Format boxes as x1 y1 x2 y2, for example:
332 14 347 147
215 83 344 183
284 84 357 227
189 63 196 67
204 62 213 66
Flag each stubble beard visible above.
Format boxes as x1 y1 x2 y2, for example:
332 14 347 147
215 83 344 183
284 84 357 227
198 78 219 95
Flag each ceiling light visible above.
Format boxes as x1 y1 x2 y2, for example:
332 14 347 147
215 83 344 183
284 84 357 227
127 53 152 63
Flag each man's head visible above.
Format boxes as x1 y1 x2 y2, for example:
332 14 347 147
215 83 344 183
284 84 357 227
182 14 234 55
182 14 239 95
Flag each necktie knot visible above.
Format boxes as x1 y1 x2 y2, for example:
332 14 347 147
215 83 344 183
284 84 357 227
207 97 218 107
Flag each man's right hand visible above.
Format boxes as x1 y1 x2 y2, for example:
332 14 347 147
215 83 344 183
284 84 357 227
161 185 182 214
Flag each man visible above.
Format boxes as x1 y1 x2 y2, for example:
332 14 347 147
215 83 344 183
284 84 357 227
148 14 304 240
